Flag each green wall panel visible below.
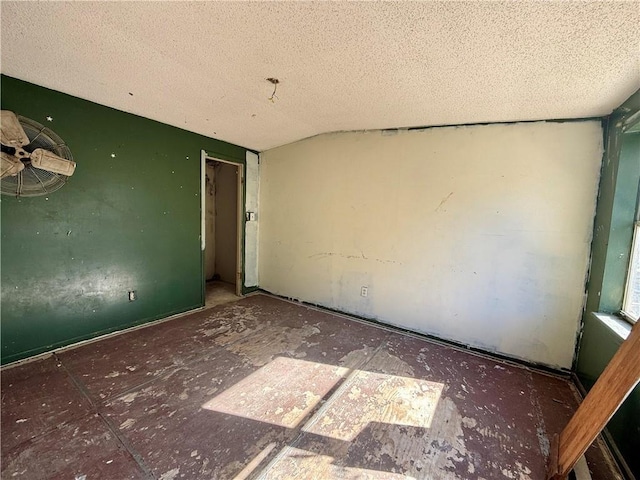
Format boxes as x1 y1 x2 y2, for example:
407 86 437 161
577 88 640 478
577 315 640 477
1 75 247 364
600 133 640 312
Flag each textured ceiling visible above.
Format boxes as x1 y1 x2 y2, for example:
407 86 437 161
1 2 639 151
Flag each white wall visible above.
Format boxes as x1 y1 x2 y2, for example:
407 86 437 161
244 151 260 288
258 122 603 369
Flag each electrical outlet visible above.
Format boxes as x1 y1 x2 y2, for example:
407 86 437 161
361 286 368 297
129 291 137 302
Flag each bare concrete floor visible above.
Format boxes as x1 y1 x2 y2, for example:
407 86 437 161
1 295 622 479
205 280 239 308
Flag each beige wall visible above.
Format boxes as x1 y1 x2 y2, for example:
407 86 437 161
258 121 603 369
215 162 238 285
204 163 216 281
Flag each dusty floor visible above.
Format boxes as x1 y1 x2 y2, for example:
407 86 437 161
205 281 239 308
1 294 621 480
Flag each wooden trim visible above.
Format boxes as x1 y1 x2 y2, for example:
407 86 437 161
547 321 640 479
236 163 244 297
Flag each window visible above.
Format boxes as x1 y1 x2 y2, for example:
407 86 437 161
622 221 640 323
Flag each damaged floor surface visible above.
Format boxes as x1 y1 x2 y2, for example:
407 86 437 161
1 295 622 479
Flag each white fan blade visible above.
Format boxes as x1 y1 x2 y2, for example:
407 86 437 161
0 111 30 147
31 149 76 176
1 152 25 179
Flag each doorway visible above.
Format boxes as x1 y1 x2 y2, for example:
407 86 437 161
203 157 243 306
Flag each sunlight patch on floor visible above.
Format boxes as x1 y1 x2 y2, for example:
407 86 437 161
202 357 350 429
202 356 443 440
232 443 277 480
303 369 443 441
257 447 415 480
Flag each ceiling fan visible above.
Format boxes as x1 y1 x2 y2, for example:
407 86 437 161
0 110 76 197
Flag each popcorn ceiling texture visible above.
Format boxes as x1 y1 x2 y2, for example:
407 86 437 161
1 1 638 151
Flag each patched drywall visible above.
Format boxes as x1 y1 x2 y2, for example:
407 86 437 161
258 122 603 368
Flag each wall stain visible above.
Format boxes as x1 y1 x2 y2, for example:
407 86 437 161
435 192 454 212
308 252 401 265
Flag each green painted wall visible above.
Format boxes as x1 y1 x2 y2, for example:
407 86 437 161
578 314 640 477
602 133 640 311
0 75 247 364
586 130 640 315
576 88 640 477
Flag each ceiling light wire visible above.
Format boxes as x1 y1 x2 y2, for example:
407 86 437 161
266 78 280 103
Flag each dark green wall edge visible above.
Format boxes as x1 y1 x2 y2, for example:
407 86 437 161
1 75 249 364
576 88 640 478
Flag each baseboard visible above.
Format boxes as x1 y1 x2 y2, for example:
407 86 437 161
0 305 206 370
257 289 571 379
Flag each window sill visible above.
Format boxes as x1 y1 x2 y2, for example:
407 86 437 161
591 312 632 341
619 310 638 325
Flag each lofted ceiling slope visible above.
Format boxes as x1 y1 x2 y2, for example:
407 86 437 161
1 1 639 151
